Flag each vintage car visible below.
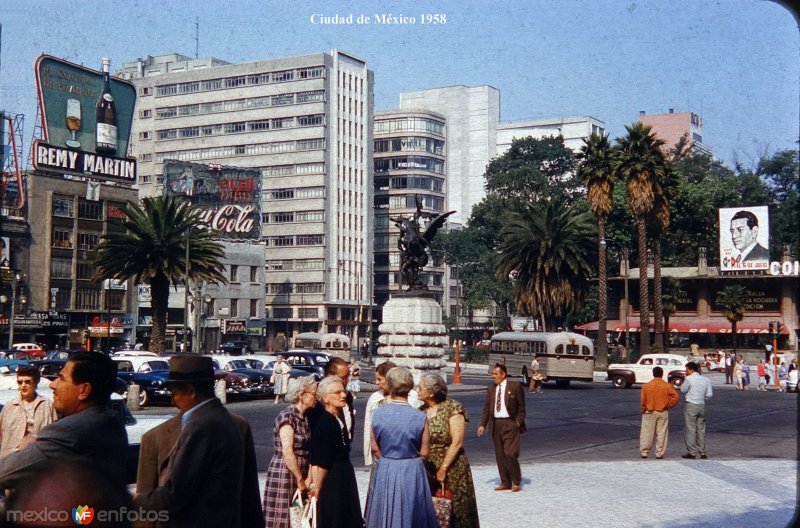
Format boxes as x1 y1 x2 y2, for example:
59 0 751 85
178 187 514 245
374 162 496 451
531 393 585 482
281 350 332 380
606 353 687 389
11 343 45 359
216 342 254 356
211 356 270 396
112 354 172 406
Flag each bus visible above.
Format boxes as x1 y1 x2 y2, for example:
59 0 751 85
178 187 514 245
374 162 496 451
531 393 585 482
488 331 595 387
293 332 351 360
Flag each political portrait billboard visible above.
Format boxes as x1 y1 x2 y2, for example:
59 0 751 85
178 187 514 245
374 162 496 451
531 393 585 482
719 206 770 271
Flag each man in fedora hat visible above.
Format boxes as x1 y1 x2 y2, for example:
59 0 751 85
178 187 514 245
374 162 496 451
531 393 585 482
134 355 256 528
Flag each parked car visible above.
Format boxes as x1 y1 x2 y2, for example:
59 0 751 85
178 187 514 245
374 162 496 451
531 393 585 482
211 356 270 396
258 360 308 382
242 354 278 370
216 342 253 356
43 349 82 361
112 354 172 407
282 350 332 380
11 343 44 359
606 353 687 389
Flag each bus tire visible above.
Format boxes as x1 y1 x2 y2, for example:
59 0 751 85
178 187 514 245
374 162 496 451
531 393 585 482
611 375 629 389
555 379 571 388
521 367 530 387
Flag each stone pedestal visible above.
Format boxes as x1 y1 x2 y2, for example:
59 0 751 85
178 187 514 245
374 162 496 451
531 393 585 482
378 293 448 382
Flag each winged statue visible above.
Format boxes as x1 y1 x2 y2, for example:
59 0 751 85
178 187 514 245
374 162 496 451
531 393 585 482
390 197 456 291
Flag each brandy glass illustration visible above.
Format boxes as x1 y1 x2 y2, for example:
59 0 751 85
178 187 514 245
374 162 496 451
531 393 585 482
65 98 81 148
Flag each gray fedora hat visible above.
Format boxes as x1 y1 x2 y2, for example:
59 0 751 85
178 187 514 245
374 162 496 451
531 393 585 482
164 355 215 385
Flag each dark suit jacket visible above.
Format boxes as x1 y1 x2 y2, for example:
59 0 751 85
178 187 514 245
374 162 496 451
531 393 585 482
134 398 248 528
479 380 527 433
0 405 129 489
743 243 769 262
135 412 263 528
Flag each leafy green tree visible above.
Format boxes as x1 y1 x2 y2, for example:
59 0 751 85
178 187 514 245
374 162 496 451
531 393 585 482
615 123 667 355
495 196 597 329
759 150 799 256
716 285 748 354
93 196 227 354
577 132 617 367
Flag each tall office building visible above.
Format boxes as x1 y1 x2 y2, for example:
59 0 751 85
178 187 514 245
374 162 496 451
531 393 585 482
497 116 606 155
118 50 374 350
638 109 712 156
373 110 447 309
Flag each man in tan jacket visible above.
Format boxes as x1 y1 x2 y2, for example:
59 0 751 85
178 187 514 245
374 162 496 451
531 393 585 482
640 366 679 459
0 365 58 458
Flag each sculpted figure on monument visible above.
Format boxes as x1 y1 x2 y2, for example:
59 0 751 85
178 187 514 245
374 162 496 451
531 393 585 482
390 196 455 291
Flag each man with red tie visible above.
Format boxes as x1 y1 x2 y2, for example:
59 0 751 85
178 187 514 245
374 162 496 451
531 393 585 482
477 363 527 492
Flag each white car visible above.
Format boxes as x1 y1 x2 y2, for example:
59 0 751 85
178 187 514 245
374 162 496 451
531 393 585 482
606 353 688 389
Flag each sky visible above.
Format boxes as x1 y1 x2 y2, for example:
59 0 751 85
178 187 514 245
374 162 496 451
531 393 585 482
1 0 798 169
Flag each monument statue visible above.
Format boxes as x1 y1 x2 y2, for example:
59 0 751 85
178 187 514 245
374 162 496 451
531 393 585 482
390 197 455 291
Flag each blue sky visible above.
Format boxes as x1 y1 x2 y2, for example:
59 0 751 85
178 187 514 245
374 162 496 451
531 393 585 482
1 0 798 168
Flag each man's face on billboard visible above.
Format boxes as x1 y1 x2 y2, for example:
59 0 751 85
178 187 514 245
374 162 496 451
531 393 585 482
730 217 757 250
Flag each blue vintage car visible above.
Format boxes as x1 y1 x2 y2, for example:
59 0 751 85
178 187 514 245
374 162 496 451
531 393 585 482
111 355 172 406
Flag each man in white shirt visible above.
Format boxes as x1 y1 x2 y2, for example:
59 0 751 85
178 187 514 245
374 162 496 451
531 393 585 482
680 362 713 459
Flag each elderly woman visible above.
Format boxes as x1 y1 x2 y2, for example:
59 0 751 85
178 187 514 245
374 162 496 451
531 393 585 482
417 373 479 528
365 367 438 528
271 355 292 404
263 375 317 528
308 376 363 528
363 361 396 466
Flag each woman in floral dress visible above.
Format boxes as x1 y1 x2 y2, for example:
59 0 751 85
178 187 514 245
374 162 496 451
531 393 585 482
263 376 318 528
418 372 480 528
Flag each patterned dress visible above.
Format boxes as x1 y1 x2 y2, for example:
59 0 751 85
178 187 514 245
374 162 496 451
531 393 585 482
424 399 480 528
263 406 310 528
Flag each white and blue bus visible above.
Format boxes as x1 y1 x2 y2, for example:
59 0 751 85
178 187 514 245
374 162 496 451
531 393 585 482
488 331 595 388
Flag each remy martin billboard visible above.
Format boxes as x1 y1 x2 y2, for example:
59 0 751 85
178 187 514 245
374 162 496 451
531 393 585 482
719 206 770 271
163 160 262 240
32 54 137 183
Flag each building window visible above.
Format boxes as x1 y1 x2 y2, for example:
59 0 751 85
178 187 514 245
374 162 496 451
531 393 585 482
230 299 238 317
50 259 72 279
77 232 101 252
250 299 258 317
139 109 152 119
269 236 294 247
298 114 325 127
271 212 294 223
108 290 125 311
295 211 324 222
52 196 75 218
52 229 73 249
250 266 258 282
296 283 324 294
296 234 324 246
78 200 103 220
77 261 93 280
76 288 101 309
230 265 238 282
268 283 293 294
272 307 292 319
139 131 152 140
55 289 72 310
139 153 152 162
139 86 153 96
299 307 318 319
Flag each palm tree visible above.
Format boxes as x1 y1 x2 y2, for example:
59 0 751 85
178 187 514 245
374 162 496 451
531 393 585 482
577 133 617 367
615 122 666 356
716 285 748 354
93 196 227 354
660 277 683 354
495 196 597 330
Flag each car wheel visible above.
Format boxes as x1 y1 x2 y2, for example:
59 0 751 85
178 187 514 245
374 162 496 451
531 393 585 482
139 388 149 407
670 377 684 389
521 367 530 387
611 375 629 389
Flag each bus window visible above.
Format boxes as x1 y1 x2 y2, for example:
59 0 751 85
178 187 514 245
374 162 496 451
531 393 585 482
555 344 564 355
582 345 591 355
566 344 579 355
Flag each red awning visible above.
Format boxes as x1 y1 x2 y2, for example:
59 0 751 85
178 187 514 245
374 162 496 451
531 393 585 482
575 316 790 335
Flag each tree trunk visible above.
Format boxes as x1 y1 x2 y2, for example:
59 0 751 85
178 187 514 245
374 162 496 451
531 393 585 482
637 218 649 357
663 314 671 354
149 274 170 355
653 237 664 352
731 320 738 354
597 217 608 368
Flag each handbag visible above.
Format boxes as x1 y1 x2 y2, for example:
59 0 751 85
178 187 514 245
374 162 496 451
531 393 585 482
432 484 453 528
289 489 305 528
302 497 317 528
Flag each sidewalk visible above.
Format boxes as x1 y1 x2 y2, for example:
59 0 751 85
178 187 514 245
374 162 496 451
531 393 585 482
259 458 797 528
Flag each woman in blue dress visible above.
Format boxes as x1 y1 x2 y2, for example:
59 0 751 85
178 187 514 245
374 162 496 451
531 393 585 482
365 367 438 528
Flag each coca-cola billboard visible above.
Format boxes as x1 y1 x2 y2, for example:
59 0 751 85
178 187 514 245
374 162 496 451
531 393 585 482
163 160 262 240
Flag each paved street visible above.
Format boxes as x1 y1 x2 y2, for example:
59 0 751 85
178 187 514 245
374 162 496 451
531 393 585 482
136 366 798 527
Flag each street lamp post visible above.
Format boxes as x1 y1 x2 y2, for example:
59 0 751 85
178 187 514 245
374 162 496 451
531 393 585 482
337 262 361 358
3 272 25 347
182 229 191 354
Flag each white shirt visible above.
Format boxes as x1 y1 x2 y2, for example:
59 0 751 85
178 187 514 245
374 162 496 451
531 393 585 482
680 373 712 405
494 380 510 418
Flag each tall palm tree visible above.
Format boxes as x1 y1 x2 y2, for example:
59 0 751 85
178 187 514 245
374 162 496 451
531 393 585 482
716 285 748 354
615 122 666 356
495 196 597 330
577 133 617 367
93 196 227 354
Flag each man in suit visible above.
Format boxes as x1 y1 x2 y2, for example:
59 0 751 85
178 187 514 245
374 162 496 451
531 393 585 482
135 414 263 528
0 352 128 489
729 210 769 262
134 355 256 528
477 363 526 492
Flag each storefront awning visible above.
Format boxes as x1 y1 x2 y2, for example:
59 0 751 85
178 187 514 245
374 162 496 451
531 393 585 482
575 316 790 335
